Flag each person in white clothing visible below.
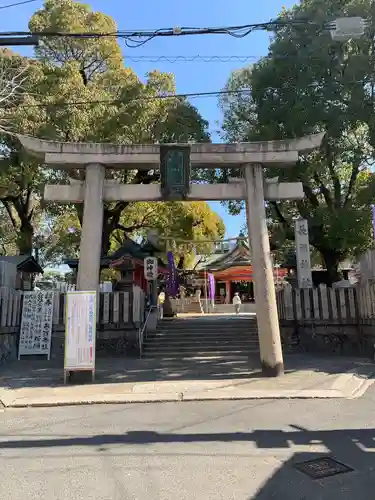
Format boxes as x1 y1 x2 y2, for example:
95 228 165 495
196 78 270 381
195 288 203 314
157 290 165 319
232 292 241 314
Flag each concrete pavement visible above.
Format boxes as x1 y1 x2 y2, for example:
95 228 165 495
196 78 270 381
0 355 374 408
2 388 375 499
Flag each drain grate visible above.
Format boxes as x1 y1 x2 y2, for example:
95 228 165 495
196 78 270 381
294 456 354 480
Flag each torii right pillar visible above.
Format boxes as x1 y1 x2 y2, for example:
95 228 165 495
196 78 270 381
244 163 284 376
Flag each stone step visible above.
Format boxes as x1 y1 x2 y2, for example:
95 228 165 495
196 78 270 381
144 344 258 353
159 318 257 322
156 321 258 326
144 340 259 347
156 324 258 330
142 350 258 358
150 330 258 336
155 326 258 332
159 319 257 323
146 335 258 342
143 317 260 360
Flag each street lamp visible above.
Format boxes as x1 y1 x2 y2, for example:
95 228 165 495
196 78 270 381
328 17 368 41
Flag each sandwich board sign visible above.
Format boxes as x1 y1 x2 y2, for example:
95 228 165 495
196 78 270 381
64 291 96 383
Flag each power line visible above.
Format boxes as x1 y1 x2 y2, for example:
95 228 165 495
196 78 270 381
12 88 252 109
127 53 367 63
0 17 351 49
0 18 320 41
7 77 369 110
126 55 262 63
0 0 38 10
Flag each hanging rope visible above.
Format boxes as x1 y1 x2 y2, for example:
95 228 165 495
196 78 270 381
155 235 248 244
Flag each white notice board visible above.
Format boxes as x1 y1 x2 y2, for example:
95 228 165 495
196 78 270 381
64 291 96 371
18 291 54 359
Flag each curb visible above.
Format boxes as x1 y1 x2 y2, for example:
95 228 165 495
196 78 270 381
331 366 375 399
1 366 374 409
0 389 361 408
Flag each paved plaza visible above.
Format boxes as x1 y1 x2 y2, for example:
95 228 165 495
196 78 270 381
0 354 374 407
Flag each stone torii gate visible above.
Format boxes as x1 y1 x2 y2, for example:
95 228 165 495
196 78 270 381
17 132 324 377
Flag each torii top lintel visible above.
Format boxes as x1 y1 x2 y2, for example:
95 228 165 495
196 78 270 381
16 132 325 170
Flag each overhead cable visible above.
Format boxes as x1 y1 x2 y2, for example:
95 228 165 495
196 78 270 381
0 0 38 10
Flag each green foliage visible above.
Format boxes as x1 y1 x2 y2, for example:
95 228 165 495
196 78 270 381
0 0 216 262
46 200 225 268
30 0 123 76
220 0 375 282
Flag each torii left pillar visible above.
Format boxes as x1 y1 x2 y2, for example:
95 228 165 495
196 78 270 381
76 163 105 291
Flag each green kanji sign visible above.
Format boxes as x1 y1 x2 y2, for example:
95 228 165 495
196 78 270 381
160 145 191 200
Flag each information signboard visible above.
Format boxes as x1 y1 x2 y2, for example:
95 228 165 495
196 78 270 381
64 291 96 379
18 291 54 360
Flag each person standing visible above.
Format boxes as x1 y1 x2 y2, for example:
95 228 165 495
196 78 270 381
232 292 242 314
158 289 166 319
195 288 203 314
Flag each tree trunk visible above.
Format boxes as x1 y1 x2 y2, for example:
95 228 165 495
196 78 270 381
321 250 343 286
101 204 129 256
101 221 111 257
17 219 33 256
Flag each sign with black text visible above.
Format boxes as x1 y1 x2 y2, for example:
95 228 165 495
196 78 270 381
295 219 313 288
18 291 54 359
144 257 158 281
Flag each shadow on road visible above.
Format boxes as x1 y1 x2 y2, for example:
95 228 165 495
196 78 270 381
1 426 375 453
1 426 375 498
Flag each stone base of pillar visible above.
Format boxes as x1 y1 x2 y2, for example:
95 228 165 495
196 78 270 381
163 295 176 317
261 360 284 377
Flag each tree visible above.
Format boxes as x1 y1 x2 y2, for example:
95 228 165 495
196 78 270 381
220 0 375 283
0 49 28 119
0 0 212 260
28 0 211 257
44 200 225 267
0 49 52 256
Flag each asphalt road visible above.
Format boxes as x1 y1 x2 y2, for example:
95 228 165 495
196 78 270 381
1 387 375 500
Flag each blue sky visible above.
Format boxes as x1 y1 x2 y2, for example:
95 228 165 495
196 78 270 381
0 0 296 238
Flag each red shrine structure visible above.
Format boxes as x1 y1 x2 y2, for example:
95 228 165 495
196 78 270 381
193 239 287 303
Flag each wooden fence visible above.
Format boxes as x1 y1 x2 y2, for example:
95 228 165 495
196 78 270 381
2 282 375 332
277 285 358 323
0 287 145 334
276 282 375 324
42 282 113 293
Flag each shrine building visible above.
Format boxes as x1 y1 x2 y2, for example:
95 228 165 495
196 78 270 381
193 239 288 304
65 238 168 293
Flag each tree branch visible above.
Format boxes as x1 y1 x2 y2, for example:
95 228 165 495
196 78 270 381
323 139 341 208
343 163 361 207
269 201 289 228
313 173 333 209
302 184 320 209
1 200 18 229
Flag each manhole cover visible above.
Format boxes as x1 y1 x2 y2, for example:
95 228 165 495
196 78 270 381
294 456 354 480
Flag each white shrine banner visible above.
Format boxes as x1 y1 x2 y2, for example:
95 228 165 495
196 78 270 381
18 291 54 359
64 291 96 371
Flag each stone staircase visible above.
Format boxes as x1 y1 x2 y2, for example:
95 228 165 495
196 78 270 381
171 298 203 314
142 315 260 359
